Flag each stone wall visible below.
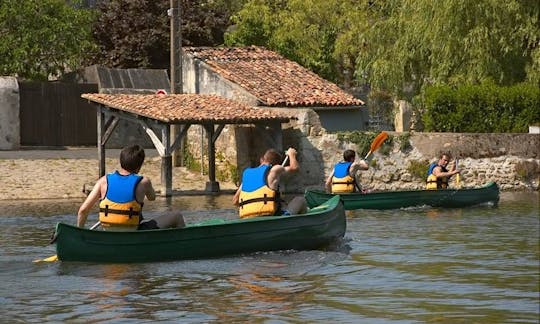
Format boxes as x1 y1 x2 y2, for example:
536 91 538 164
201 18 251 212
187 108 539 192
0 77 20 150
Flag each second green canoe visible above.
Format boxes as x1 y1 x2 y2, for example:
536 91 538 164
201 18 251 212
305 182 499 210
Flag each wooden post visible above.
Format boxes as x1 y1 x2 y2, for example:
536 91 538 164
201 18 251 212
204 124 220 192
161 124 173 196
97 107 105 178
169 0 183 167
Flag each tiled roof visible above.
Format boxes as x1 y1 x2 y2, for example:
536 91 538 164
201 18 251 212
81 93 294 124
183 46 365 108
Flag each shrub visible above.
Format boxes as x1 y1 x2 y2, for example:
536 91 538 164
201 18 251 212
515 161 540 181
407 159 429 180
421 82 540 132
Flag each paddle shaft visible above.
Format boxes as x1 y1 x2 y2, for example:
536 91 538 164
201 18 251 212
34 221 101 263
455 159 461 188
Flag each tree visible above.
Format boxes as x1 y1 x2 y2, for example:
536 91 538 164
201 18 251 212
92 0 244 69
225 0 371 86
0 0 96 80
357 0 540 98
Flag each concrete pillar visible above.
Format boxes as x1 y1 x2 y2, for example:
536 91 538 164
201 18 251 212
0 77 20 149
394 100 412 132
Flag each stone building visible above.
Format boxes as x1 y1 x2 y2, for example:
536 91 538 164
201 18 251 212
180 46 367 190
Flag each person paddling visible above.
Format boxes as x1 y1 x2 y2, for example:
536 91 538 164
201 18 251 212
426 152 461 190
77 144 185 231
232 147 307 218
325 149 369 194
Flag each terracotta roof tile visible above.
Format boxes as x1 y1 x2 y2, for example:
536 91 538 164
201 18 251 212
82 93 294 124
183 46 364 108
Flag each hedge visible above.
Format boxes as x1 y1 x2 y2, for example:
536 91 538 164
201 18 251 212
421 82 540 132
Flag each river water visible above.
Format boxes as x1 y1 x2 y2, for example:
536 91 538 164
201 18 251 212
0 192 538 323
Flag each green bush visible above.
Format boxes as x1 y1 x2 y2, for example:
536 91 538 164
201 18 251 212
514 161 539 181
421 82 540 132
407 160 429 180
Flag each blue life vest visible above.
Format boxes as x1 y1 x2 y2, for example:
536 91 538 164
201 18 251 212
426 163 448 189
238 165 281 218
99 171 143 230
331 161 356 193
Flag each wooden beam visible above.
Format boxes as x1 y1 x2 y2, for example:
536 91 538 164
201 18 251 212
204 124 220 192
161 124 173 196
97 106 106 178
101 115 119 145
138 120 165 157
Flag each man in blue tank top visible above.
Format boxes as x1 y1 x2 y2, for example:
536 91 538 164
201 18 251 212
232 147 307 217
325 149 369 193
77 145 185 231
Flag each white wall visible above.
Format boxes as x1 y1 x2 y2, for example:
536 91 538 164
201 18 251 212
0 77 20 149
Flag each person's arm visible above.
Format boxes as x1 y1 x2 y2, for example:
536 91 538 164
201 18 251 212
325 170 334 193
433 166 460 179
77 177 104 227
266 148 299 189
352 159 369 172
232 185 242 206
139 177 156 201
284 147 299 173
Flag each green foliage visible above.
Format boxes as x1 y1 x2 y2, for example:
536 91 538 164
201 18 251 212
336 131 393 158
407 160 429 180
336 131 377 158
182 145 201 172
514 161 539 181
0 0 96 80
396 132 412 152
226 0 370 84
421 82 540 132
357 0 540 98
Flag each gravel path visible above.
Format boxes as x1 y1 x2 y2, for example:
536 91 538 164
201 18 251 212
0 148 236 200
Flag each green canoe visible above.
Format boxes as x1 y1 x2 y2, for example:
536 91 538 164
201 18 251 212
55 195 345 263
305 182 499 210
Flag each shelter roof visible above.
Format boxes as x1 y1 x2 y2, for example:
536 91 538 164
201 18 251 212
82 93 294 124
183 46 365 108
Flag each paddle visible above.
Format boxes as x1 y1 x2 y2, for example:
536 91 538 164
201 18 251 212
33 221 101 263
282 154 289 166
364 131 389 161
455 158 461 188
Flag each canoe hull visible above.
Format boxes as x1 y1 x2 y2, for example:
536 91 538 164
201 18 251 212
55 196 345 263
305 182 500 210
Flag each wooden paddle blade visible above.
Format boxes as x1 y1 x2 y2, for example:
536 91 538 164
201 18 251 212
370 131 389 152
33 254 58 263
364 131 389 160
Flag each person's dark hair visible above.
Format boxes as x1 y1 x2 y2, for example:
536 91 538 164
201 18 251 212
343 149 356 162
439 152 452 160
263 149 283 166
120 145 145 173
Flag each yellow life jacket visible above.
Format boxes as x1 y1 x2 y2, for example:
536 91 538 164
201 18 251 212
426 163 448 190
99 171 143 231
331 161 356 193
238 165 280 218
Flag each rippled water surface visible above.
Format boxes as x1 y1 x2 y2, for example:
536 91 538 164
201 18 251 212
0 192 538 323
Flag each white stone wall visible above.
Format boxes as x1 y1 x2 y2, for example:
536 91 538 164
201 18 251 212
0 77 20 150
183 100 539 192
